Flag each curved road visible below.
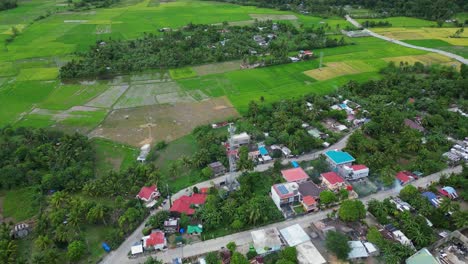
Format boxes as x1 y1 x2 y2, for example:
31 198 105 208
345 15 468 65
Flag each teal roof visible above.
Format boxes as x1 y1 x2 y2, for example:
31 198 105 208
187 225 203 234
406 248 438 264
325 150 355 165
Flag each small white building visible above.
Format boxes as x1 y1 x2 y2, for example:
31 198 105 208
251 228 283 255
131 241 143 255
137 144 151 163
348 241 369 260
296 241 326 264
342 164 369 180
279 224 310 247
231 132 250 147
392 230 414 248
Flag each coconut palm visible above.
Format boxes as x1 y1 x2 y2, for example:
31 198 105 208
34 235 53 251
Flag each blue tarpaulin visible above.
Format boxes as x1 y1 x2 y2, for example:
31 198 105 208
102 242 111 252
259 146 268 156
291 161 299 168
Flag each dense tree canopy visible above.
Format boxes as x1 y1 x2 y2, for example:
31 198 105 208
60 21 345 79
0 127 94 191
0 0 17 11
325 231 351 260
210 0 468 21
338 199 366 222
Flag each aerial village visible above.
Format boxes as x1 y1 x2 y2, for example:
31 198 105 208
127 97 468 264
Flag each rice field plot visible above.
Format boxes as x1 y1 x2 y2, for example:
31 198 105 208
0 80 56 127
0 62 17 77
372 27 468 46
90 96 239 146
39 81 109 110
356 17 438 28
192 60 242 76
304 61 377 81
169 67 197 80
85 84 130 108
113 81 196 109
16 67 59 81
382 53 455 65
403 39 468 58
18 106 109 133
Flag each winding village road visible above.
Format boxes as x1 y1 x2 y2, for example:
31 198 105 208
100 129 463 264
345 15 468 65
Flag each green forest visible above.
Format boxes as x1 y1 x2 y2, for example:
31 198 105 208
0 0 17 11
211 0 468 21
0 127 163 263
60 21 345 78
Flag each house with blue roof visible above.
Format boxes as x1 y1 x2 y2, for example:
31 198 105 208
324 150 356 171
421 192 441 207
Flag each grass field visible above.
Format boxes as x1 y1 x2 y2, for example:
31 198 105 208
403 39 468 58
2 187 40 222
357 17 438 27
304 61 377 81
92 138 138 177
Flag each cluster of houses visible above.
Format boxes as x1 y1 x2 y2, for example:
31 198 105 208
251 23 279 48
289 50 314 62
271 150 369 217
132 185 208 256
443 139 468 164
250 224 327 264
330 99 368 126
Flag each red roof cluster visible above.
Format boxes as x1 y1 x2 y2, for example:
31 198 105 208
137 185 158 200
321 172 345 185
146 231 165 246
396 171 413 184
281 168 309 182
351 165 368 171
170 194 207 215
302 196 317 206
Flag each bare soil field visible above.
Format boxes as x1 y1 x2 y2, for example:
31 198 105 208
89 96 240 147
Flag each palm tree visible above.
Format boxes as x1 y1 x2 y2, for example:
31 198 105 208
180 155 192 169
34 235 53 251
168 162 180 178
452 211 468 229
50 191 69 209
439 197 458 214
411 229 427 247
87 204 107 225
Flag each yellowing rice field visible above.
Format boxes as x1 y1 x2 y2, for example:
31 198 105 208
382 53 457 65
304 61 376 81
372 27 468 46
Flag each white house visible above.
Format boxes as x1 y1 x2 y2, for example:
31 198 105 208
271 182 300 210
231 132 250 147
341 164 369 180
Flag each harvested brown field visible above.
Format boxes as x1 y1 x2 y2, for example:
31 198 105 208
89 96 240 147
304 61 376 81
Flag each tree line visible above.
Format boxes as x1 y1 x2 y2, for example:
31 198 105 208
208 0 468 21
68 0 120 10
60 20 346 79
0 0 17 11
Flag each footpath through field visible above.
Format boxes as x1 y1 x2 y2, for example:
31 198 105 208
345 15 468 65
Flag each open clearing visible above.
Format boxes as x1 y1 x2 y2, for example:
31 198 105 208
92 138 138 177
169 67 198 80
382 53 459 66
304 61 376 81
90 96 239 146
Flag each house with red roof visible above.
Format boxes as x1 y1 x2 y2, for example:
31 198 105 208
321 172 345 190
281 168 310 183
142 230 166 250
395 171 414 185
136 185 160 206
301 195 318 212
341 164 369 180
170 194 207 216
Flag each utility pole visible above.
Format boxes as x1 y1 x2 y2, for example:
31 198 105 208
166 183 172 208
319 51 324 70
226 123 238 190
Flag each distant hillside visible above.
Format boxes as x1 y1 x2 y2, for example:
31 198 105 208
0 0 17 11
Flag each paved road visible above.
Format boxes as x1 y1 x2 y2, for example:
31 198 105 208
100 132 354 264
121 165 463 264
345 15 468 65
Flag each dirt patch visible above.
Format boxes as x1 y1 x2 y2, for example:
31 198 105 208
89 96 240 147
304 61 375 81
